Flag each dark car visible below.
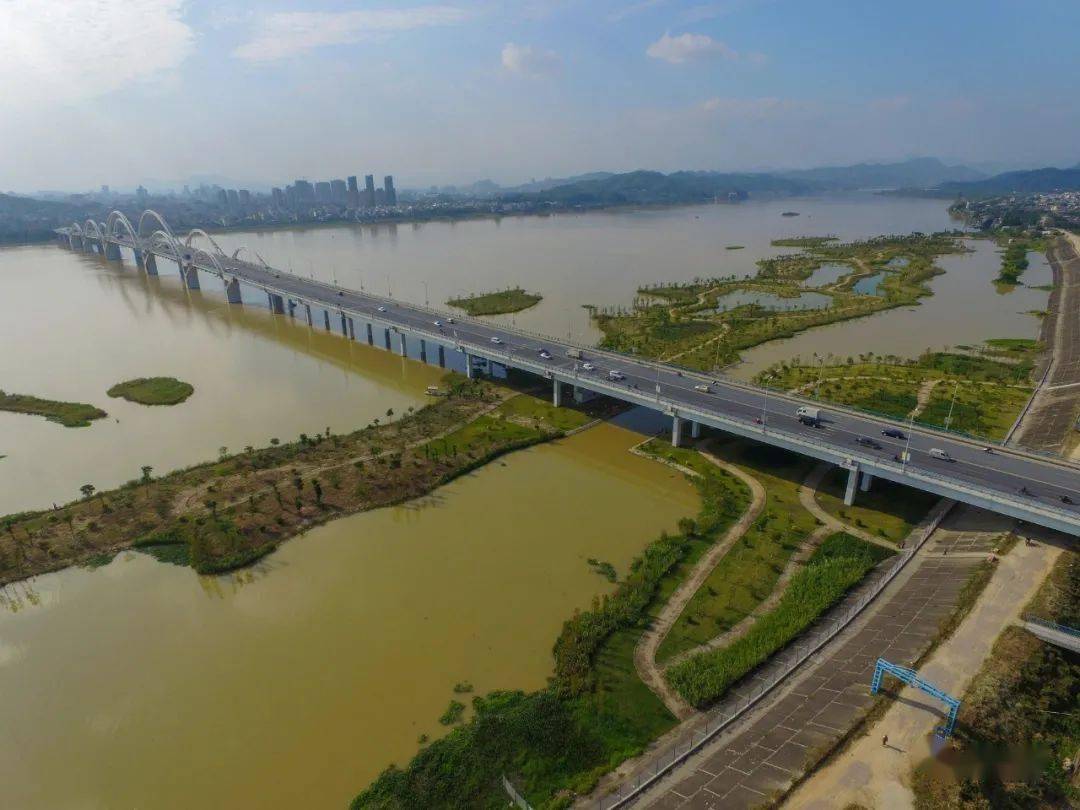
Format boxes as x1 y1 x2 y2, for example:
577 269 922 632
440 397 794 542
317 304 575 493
881 428 906 440
855 436 882 450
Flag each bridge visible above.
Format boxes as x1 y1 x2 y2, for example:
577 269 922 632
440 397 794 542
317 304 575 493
56 211 1080 536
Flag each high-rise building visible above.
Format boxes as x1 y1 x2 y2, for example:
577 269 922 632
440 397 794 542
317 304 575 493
293 180 315 204
136 185 149 205
315 181 332 203
238 189 252 210
101 184 110 195
216 188 228 208
347 176 360 208
375 188 386 206
272 187 285 209
330 178 347 204
383 175 397 206
364 174 376 208
226 189 240 211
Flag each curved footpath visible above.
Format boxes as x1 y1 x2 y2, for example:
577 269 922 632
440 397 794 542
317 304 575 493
632 451 766 720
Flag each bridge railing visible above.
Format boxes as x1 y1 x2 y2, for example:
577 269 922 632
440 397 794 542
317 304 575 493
1022 615 1080 638
68 229 1080 475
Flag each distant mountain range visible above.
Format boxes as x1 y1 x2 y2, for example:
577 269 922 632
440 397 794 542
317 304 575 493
775 157 986 189
935 165 1080 195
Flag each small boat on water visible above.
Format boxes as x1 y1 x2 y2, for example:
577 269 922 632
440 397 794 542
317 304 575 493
781 211 800 217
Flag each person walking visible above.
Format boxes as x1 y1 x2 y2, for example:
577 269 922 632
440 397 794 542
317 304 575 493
882 734 889 748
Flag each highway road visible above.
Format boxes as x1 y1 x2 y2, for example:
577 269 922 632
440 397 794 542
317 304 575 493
66 229 1080 535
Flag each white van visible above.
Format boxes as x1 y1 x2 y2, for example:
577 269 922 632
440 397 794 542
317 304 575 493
796 406 821 425
928 448 953 461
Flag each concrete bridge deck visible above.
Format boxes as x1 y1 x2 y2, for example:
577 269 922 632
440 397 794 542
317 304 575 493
57 213 1080 536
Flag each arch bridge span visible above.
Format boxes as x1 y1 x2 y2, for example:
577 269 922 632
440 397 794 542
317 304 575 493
52 210 1080 537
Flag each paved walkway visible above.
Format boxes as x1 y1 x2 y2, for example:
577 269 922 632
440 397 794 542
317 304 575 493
629 506 1009 809
1012 230 1080 452
786 534 1061 810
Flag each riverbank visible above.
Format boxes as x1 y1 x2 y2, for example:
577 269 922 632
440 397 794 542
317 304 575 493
0 373 609 586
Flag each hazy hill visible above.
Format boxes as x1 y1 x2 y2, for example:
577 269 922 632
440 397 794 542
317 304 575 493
777 157 985 189
938 165 1080 195
502 169 816 206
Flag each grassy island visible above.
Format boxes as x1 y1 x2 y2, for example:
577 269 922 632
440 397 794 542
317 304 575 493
107 377 194 406
447 287 542 316
0 390 107 427
0 374 607 584
591 232 967 370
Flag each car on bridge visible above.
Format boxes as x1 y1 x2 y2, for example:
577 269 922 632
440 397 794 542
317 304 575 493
695 384 711 393
377 306 387 312
538 349 551 359
582 362 596 372
855 436 882 450
491 336 502 344
882 427 906 440
608 370 625 381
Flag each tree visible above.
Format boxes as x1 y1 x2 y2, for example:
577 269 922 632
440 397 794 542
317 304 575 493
141 465 153 485
80 483 96 500
270 437 280 446
386 408 394 419
205 499 218 517
293 475 303 495
218 446 228 460
312 479 323 507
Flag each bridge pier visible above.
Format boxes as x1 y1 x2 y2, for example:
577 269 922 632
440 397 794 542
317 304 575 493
347 316 355 340
465 354 475 379
844 465 859 506
398 332 407 357
183 265 200 290
268 293 285 314
287 298 296 317
322 310 331 331
225 278 242 305
671 415 683 447
339 312 348 337
143 254 158 275
419 339 427 363
860 472 874 493
437 344 446 368
105 242 122 262
304 303 313 327
366 322 373 345
553 378 563 407
691 421 701 440
383 328 391 351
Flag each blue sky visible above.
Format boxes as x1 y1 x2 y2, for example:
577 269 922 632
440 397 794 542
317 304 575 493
2 0 1078 191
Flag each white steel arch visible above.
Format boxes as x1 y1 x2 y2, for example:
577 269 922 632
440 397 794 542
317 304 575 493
105 210 139 245
188 246 226 277
231 245 269 267
184 228 227 257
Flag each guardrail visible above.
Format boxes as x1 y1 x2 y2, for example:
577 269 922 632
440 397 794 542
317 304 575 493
81 235 1080 476
595 497 955 810
1022 615 1080 638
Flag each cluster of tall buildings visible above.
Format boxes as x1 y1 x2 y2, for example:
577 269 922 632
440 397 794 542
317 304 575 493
272 174 396 212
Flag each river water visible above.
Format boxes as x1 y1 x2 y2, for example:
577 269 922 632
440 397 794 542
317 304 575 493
0 420 695 809
0 193 1051 807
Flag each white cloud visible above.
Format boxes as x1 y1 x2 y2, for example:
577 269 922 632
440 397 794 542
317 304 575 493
0 0 193 111
233 6 470 62
646 32 764 65
698 96 803 118
501 43 561 76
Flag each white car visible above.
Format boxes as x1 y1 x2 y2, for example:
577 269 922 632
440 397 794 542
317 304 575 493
433 320 442 327
928 448 953 461
695 384 711 393
608 370 625 381
582 362 596 372
490 336 502 344
539 349 551 359
377 306 387 313
447 317 456 324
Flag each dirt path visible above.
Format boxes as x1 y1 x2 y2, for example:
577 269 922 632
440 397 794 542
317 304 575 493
785 534 1061 810
798 462 896 550
907 378 942 420
632 449 766 720
170 393 513 516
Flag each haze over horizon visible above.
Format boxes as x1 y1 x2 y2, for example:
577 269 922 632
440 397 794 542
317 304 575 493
3 0 1079 192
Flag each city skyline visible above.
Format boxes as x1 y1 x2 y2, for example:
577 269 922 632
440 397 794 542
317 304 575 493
3 0 1080 193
